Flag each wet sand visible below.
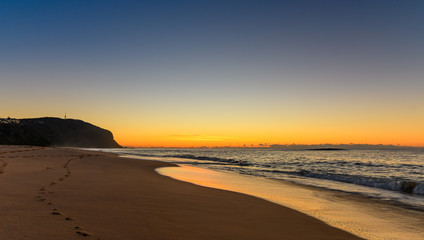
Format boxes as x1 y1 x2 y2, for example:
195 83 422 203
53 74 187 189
158 165 424 240
0 146 361 239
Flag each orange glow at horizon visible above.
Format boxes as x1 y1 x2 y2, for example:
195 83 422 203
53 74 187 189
4 101 423 148
113 129 424 148
102 105 424 148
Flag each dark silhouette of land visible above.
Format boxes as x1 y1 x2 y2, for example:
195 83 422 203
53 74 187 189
269 144 421 150
307 148 347 151
0 117 121 148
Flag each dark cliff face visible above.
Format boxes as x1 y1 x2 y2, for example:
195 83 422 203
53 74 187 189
0 117 121 148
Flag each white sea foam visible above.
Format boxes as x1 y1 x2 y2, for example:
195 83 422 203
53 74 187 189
414 183 424 195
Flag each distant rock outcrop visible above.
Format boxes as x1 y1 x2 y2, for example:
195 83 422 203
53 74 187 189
307 148 347 151
0 117 121 148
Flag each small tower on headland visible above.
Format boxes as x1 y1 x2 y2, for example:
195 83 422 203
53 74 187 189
65 112 67 119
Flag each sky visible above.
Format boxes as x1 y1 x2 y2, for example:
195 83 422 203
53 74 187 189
1 0 423 147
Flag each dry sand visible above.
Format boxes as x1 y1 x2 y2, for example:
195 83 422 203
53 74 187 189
0 146 361 239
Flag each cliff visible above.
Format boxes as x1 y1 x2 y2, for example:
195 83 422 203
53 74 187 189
0 117 121 148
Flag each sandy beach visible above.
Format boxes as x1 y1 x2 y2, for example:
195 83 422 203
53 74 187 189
0 146 360 239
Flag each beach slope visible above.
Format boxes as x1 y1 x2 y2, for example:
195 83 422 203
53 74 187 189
0 146 361 239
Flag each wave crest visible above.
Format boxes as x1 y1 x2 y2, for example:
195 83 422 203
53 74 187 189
296 170 423 195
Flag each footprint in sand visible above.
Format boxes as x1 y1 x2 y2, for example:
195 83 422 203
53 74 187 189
0 160 6 174
51 211 61 215
74 227 91 237
76 231 91 237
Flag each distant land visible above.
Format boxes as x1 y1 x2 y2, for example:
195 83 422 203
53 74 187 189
269 144 422 150
0 117 121 148
307 148 347 151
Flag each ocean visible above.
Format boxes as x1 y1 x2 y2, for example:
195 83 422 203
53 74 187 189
95 147 424 239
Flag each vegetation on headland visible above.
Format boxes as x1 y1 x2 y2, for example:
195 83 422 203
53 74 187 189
0 117 121 148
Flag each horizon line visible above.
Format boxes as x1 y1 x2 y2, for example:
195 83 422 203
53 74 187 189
119 143 424 149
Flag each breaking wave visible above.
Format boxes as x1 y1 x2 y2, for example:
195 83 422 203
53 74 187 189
295 170 424 195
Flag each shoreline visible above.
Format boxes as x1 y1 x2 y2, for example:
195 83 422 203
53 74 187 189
157 164 424 240
107 151 424 240
0 146 360 239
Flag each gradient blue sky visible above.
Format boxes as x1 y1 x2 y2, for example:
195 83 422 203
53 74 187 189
1 0 423 146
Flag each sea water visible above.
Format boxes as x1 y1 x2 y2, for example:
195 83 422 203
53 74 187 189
96 148 424 239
